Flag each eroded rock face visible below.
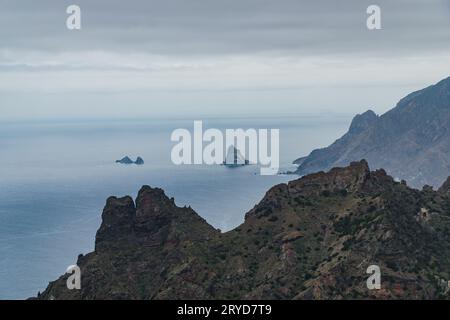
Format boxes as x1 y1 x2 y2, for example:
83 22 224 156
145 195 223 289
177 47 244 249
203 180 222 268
294 77 450 189
37 161 450 300
289 160 371 196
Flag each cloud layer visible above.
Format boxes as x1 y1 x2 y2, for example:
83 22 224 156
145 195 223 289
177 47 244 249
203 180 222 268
1 0 450 119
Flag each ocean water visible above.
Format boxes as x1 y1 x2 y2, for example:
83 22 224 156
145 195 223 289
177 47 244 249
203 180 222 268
0 115 350 299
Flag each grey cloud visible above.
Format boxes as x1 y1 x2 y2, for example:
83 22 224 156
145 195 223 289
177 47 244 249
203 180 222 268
0 0 449 56
1 0 450 120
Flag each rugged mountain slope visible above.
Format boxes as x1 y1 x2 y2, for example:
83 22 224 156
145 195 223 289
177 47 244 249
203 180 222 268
37 161 450 300
294 77 450 188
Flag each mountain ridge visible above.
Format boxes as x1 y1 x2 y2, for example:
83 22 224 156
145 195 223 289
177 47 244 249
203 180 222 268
36 160 450 300
294 77 450 188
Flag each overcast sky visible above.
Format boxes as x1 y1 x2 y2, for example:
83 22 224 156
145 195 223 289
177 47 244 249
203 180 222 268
1 0 450 120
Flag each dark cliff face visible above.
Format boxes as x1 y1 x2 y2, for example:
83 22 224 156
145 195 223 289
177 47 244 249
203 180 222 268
37 161 450 300
295 77 450 189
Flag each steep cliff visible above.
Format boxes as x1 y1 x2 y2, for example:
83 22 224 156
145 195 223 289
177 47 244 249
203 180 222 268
295 77 450 188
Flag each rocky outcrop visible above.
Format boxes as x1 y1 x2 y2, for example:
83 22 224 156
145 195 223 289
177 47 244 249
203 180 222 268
37 161 450 300
115 156 145 165
348 110 378 135
294 77 450 188
115 156 134 164
135 157 144 165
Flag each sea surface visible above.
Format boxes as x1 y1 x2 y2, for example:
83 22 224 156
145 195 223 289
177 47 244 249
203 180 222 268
0 115 350 299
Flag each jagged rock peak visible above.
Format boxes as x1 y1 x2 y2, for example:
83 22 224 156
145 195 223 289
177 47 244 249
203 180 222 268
95 195 136 251
348 110 378 134
102 196 135 220
135 185 176 217
95 185 217 252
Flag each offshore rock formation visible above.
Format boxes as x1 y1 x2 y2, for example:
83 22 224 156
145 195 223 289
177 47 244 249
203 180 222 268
223 146 250 167
115 156 144 165
135 157 145 165
295 77 450 188
37 160 450 299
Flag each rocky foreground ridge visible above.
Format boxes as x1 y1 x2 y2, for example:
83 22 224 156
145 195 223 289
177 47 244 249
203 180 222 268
37 160 450 299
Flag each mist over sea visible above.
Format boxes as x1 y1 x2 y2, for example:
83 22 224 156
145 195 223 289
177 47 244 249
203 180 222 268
0 115 349 299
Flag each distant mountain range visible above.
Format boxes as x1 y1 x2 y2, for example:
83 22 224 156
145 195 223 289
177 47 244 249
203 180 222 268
36 161 450 299
294 77 450 188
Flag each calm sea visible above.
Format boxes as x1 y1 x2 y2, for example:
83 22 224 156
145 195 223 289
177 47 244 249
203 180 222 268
0 115 350 299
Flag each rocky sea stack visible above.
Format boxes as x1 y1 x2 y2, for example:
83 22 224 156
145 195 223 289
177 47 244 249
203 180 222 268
135 157 144 165
116 156 144 165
